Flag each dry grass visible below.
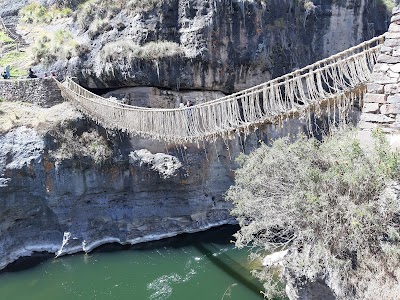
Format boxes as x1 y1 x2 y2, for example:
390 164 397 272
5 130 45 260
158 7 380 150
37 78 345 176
50 128 112 164
0 101 82 134
100 40 182 61
19 3 72 24
0 100 112 164
31 29 80 65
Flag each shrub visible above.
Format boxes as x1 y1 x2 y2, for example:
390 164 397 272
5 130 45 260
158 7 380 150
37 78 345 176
87 18 110 38
100 40 183 62
226 126 400 299
51 128 112 164
31 30 79 65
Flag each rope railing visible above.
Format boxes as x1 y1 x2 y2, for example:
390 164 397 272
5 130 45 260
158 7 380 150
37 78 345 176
55 35 385 144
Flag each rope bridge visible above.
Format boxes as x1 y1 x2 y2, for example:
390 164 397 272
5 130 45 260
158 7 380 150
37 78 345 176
56 35 384 144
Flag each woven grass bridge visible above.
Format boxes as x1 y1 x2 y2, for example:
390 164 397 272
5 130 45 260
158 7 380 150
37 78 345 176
56 35 384 144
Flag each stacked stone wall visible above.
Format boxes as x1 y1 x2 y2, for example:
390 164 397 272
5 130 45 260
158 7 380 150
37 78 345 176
0 78 63 107
360 6 400 137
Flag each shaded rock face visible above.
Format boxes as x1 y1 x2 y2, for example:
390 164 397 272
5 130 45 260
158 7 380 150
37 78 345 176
0 99 316 270
67 0 390 92
102 86 226 108
0 121 237 270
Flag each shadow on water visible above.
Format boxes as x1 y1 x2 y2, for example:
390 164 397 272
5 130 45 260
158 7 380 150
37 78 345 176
91 225 241 253
195 243 264 298
1 252 53 273
0 225 241 273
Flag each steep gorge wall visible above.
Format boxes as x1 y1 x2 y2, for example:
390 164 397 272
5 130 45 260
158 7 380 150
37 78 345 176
65 0 391 92
0 97 312 270
0 0 393 271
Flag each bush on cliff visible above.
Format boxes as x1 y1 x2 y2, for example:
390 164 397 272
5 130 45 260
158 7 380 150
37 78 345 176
227 126 400 299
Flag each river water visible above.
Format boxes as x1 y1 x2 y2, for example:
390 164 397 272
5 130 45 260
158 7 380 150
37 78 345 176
0 226 264 300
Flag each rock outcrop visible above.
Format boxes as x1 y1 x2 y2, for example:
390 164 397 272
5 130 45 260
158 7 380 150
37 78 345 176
64 0 391 92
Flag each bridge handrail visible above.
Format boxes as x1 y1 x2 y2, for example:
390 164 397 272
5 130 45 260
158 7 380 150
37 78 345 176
201 34 384 106
55 34 384 143
62 34 384 113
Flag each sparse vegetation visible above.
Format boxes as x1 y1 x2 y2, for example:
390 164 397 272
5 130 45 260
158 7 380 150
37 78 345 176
19 3 72 24
227 126 400 299
31 30 80 65
100 40 182 62
126 0 161 11
0 31 14 44
51 128 112 164
0 51 29 77
87 18 111 38
75 0 162 32
0 101 82 134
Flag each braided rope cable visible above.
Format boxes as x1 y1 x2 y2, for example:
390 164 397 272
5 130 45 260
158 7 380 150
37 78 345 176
54 35 384 144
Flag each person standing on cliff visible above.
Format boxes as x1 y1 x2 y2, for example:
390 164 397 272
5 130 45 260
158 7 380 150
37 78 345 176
5 65 10 79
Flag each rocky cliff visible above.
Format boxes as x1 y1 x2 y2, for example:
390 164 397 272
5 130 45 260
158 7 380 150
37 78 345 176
66 0 392 92
0 95 312 270
0 99 232 270
0 0 393 273
1 0 392 92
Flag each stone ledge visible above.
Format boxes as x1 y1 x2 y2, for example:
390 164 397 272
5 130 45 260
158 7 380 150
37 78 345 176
366 83 384 94
377 54 400 64
386 32 400 39
360 113 395 123
388 94 400 103
362 103 380 113
384 84 400 94
358 121 378 130
370 72 398 84
363 93 387 103
380 103 400 114
389 23 400 32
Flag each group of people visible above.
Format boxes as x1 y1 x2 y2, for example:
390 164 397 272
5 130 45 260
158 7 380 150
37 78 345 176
0 66 57 79
179 99 193 109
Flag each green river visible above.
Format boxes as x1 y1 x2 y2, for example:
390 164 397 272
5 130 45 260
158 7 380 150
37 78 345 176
0 226 265 300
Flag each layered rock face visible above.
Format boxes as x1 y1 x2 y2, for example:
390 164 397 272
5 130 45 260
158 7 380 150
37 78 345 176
64 0 390 92
0 113 234 270
0 95 315 270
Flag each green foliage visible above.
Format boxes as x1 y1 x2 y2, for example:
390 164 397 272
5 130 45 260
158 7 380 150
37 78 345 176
227 126 400 299
0 31 14 44
0 51 29 77
19 3 72 24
